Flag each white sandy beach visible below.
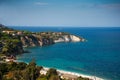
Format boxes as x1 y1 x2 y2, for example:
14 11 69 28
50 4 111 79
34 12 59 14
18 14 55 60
43 67 104 80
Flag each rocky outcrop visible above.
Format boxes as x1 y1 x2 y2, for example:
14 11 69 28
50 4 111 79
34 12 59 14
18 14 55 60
20 33 85 47
20 34 54 47
0 24 85 47
54 35 85 43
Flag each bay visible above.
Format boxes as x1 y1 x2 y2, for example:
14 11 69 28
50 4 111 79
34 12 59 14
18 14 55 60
11 26 120 80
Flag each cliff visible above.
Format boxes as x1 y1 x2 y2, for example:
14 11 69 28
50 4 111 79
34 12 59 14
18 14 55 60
54 35 85 43
20 34 54 47
20 32 85 47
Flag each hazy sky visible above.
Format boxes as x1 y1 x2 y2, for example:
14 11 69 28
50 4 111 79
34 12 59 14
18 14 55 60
0 0 120 27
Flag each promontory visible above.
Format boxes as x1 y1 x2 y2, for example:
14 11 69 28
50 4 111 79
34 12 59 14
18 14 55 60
0 24 85 56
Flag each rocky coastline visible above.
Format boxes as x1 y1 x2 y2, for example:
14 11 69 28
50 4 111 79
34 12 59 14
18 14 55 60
20 32 85 47
0 24 85 56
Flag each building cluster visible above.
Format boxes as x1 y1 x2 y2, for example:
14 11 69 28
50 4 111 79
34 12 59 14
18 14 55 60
0 55 16 62
2 30 23 36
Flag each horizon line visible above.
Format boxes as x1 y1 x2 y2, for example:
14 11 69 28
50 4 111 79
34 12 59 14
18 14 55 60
7 25 120 28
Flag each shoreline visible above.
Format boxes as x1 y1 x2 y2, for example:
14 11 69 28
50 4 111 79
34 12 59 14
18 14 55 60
16 60 104 80
43 67 104 80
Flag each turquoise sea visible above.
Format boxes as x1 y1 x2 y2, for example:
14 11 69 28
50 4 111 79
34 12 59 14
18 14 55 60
10 26 120 80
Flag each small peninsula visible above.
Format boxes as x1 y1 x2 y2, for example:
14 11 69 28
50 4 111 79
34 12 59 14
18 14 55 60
0 24 85 56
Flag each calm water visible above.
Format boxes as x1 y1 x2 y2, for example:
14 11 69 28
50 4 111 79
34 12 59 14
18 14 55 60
11 26 120 80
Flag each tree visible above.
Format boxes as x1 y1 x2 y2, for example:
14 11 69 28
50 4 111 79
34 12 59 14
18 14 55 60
47 68 58 76
47 68 59 79
77 76 90 80
24 60 37 80
7 62 17 71
35 66 43 78
0 63 7 74
49 75 61 80
28 59 36 67
16 62 27 70
22 69 30 80
2 47 8 54
13 70 23 80
37 75 47 80
0 71 2 80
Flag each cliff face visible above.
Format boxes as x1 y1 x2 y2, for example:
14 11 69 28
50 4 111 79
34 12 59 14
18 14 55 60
20 34 54 47
54 35 85 43
20 33 85 47
20 35 41 47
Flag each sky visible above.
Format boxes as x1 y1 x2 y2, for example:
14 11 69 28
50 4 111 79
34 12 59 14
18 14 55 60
0 0 120 27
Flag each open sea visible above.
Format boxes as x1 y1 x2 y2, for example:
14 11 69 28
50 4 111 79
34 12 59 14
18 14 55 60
10 26 120 80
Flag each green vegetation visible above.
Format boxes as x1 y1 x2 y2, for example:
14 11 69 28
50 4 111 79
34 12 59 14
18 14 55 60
0 25 23 56
0 60 39 80
0 34 23 56
46 68 60 80
0 61 90 80
0 60 60 80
